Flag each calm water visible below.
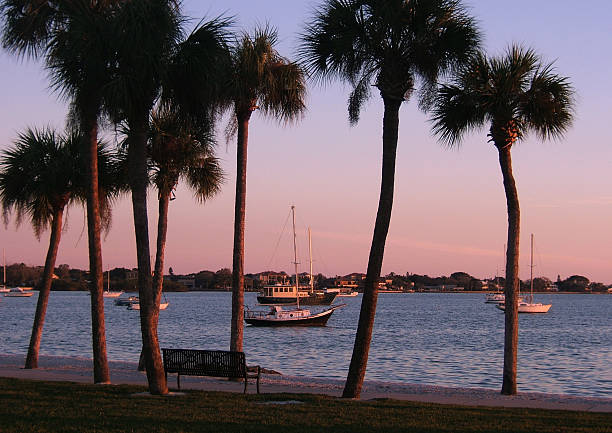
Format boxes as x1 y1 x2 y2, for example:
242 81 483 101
1 291 610 397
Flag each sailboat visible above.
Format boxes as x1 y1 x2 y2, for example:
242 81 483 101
103 270 124 298
245 206 345 326
0 249 8 293
256 220 337 306
496 234 552 314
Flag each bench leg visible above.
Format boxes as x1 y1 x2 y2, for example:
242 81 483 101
243 375 247 393
177 374 181 391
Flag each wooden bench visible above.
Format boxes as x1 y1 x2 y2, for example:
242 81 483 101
161 348 261 393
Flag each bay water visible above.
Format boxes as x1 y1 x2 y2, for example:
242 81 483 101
1 291 610 397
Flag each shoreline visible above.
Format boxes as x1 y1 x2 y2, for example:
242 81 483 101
1 353 610 413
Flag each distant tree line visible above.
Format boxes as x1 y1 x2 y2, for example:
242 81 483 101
3 263 608 293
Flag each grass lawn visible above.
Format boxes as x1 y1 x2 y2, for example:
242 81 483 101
0 377 610 433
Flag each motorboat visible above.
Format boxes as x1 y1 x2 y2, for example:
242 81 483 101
326 287 359 297
485 293 505 304
244 304 345 327
128 301 169 311
4 287 34 297
114 295 139 306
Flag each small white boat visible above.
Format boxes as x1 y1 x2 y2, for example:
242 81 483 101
337 290 358 297
0 286 9 293
485 293 505 304
4 287 34 297
128 301 169 311
114 295 139 306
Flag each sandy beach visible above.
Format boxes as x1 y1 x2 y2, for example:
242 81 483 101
1 354 610 413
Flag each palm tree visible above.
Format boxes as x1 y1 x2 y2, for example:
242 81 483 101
106 0 230 394
149 107 223 310
0 127 116 370
226 27 306 354
299 0 480 399
431 45 574 395
1 0 118 383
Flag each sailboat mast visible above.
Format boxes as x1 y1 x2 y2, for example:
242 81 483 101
530 233 534 302
308 227 314 294
291 206 300 308
3 249 5 287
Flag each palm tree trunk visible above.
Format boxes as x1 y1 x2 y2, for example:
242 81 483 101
84 115 110 384
230 112 251 353
153 190 170 305
129 113 167 395
25 208 64 369
343 97 401 399
498 145 520 395
138 190 171 372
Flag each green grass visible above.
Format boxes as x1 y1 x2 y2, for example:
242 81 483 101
0 378 610 433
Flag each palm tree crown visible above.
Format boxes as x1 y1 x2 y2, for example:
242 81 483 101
431 45 575 148
228 26 306 122
149 108 223 201
0 127 115 235
300 0 480 122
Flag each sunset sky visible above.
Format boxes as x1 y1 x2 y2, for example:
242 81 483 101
1 0 610 283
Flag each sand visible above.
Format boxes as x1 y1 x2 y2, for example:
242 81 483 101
1 354 610 413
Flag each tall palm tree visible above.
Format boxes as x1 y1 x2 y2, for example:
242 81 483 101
1 0 119 383
0 127 116 370
226 27 306 354
299 0 480 399
149 107 223 309
106 0 230 394
431 45 574 395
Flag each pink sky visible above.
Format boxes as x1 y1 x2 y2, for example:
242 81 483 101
1 1 611 283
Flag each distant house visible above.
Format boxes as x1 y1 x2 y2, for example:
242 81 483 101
176 276 196 289
255 271 289 286
126 269 138 281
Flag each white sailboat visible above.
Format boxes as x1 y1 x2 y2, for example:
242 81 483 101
0 249 8 293
497 234 552 314
103 270 124 298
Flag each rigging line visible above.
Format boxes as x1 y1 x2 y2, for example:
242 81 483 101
265 208 292 271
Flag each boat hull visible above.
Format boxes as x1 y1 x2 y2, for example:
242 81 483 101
496 303 552 313
244 304 344 327
257 291 337 306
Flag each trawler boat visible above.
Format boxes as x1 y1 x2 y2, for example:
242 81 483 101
257 224 337 306
257 284 337 305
